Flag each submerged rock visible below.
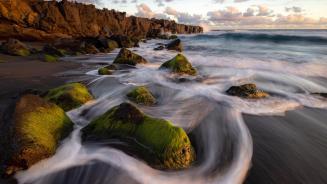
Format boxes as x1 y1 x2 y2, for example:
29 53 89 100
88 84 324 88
3 95 73 176
82 103 195 169
312 93 327 98
160 54 197 76
169 35 178 40
166 39 183 52
226 83 269 99
1 39 30 56
154 45 165 51
113 48 148 66
44 83 94 111
127 86 156 105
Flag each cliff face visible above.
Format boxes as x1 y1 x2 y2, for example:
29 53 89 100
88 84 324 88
0 0 203 41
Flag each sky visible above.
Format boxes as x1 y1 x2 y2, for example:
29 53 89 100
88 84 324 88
71 0 327 30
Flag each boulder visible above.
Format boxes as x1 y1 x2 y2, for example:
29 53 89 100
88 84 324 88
84 44 100 54
0 39 30 56
160 54 197 76
43 54 59 62
127 86 156 105
313 93 327 98
110 35 135 48
44 83 94 111
113 48 148 66
169 35 178 40
166 39 183 52
98 67 112 75
82 103 195 169
42 44 65 57
226 83 269 99
3 94 73 176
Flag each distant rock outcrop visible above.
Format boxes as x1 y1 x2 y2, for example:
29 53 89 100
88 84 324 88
0 0 203 41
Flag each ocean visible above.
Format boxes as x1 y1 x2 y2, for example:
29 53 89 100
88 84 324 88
14 30 327 184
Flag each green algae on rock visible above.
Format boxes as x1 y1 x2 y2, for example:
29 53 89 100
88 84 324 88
43 54 59 62
98 64 118 75
4 94 73 176
226 83 269 99
98 67 112 75
127 86 156 105
113 48 148 66
1 39 30 56
44 83 93 111
160 54 197 76
82 103 195 169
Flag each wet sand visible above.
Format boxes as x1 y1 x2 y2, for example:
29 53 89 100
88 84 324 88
244 107 327 184
0 54 82 118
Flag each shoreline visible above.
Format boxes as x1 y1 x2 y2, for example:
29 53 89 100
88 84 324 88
0 54 83 118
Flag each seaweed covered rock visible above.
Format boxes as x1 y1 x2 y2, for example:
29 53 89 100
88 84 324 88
160 54 197 76
113 48 148 66
0 39 30 56
44 83 93 111
98 64 119 75
43 54 59 62
82 103 195 169
166 39 183 52
106 40 119 51
226 83 269 99
3 95 73 176
127 86 156 105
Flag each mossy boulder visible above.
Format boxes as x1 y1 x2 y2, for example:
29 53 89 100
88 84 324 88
113 48 148 66
42 44 65 57
98 64 118 75
166 39 183 52
4 94 73 176
98 67 112 75
82 103 195 169
107 40 119 51
43 54 58 62
127 86 156 105
44 83 94 111
226 83 269 99
160 54 197 76
1 39 30 56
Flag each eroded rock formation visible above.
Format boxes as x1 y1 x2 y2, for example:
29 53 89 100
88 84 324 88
0 0 203 41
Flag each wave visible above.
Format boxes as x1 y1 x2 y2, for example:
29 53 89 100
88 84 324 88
193 33 327 45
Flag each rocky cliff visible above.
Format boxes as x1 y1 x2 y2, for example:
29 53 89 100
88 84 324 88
0 0 203 41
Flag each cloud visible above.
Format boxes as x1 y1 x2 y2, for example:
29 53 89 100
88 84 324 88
165 7 205 25
207 6 326 29
285 6 303 13
214 0 250 3
135 3 169 19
